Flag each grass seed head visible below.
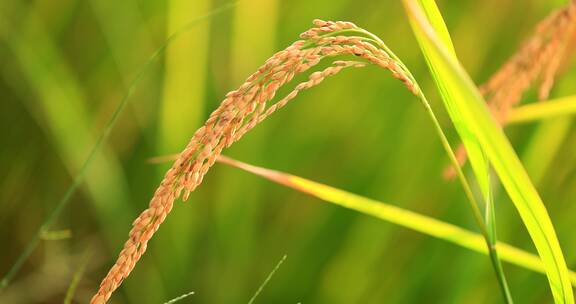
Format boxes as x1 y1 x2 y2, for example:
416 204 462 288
91 19 416 303
444 1 576 178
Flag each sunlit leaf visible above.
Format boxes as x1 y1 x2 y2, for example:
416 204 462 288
508 95 576 124
216 155 576 286
402 0 574 302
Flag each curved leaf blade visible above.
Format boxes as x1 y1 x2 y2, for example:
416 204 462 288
402 1 574 302
216 155 576 286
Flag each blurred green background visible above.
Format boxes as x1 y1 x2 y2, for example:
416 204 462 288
1 0 575 303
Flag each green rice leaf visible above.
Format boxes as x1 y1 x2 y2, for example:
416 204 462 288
216 155 576 287
411 1 512 301
402 0 574 302
508 95 576 124
415 0 491 198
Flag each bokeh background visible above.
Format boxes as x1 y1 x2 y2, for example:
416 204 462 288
1 0 575 303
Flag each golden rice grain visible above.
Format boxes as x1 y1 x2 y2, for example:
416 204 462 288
91 20 418 303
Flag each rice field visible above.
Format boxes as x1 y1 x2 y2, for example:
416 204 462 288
1 0 576 303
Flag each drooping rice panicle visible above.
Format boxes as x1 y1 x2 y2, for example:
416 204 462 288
445 1 576 178
91 19 418 304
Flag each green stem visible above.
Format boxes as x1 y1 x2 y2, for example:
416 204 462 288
484 165 514 303
416 90 513 303
366 33 514 302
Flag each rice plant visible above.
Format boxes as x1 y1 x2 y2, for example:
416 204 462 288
1 0 576 303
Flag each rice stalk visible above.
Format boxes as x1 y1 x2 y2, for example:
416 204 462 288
90 20 418 303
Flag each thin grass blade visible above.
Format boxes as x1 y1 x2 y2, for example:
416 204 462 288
64 251 92 304
248 255 287 304
163 291 195 304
